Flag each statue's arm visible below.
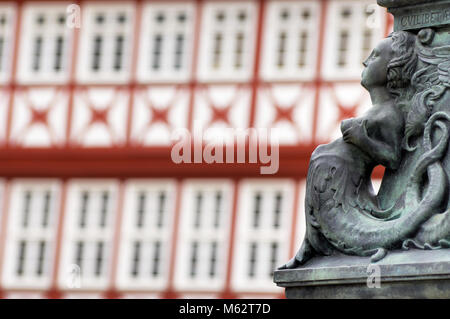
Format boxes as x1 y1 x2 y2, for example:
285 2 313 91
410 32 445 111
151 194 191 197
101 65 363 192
342 119 401 170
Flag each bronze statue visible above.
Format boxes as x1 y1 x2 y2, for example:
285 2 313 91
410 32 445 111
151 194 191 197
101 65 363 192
280 28 450 270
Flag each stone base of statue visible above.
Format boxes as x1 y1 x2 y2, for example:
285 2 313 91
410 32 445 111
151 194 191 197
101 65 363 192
274 249 450 299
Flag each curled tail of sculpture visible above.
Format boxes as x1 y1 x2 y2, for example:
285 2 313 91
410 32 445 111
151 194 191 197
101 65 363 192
279 112 450 269
412 112 450 181
370 111 450 220
402 112 450 249
402 210 450 250
325 112 449 261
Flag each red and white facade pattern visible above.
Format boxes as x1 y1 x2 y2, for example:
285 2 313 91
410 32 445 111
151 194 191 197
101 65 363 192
10 88 69 147
0 0 392 298
131 86 190 146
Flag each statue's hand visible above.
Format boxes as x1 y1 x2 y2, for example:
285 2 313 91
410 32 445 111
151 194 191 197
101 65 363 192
342 119 368 146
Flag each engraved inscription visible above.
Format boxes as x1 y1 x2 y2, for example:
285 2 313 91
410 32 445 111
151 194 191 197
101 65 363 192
397 9 450 30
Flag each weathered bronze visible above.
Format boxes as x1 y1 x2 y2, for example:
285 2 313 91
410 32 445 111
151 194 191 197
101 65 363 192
379 0 450 31
280 0 450 271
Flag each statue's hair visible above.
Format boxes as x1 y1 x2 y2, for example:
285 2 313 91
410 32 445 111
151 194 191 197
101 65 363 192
386 31 418 98
402 28 446 152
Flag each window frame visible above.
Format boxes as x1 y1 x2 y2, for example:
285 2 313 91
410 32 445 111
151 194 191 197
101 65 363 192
197 1 258 83
58 179 118 291
173 179 234 292
231 179 295 293
260 0 320 81
76 3 135 84
2 179 61 289
0 4 15 84
136 2 196 83
17 3 73 84
116 179 176 291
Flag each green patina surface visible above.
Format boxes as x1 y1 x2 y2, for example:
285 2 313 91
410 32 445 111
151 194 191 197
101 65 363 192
378 0 441 8
274 250 450 298
276 1 450 298
378 0 450 31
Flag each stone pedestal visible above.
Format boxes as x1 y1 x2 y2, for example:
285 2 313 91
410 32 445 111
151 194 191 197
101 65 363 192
273 250 450 299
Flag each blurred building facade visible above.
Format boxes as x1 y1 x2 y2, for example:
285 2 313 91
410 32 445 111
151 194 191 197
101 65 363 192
0 0 391 298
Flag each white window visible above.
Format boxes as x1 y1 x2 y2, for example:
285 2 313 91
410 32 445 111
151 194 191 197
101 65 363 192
17 4 73 84
136 2 195 83
58 180 118 290
174 180 233 291
116 180 176 290
0 5 15 83
232 179 294 292
261 1 319 81
322 0 384 80
2 180 60 289
77 4 134 83
197 1 257 82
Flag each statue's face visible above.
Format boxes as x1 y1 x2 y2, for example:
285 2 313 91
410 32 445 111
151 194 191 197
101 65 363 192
361 37 394 89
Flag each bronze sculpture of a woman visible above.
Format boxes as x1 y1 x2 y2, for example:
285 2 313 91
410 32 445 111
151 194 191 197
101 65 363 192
280 29 450 269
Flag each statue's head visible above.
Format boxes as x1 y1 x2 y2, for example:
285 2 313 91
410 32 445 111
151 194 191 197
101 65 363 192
361 31 417 97
386 31 418 96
